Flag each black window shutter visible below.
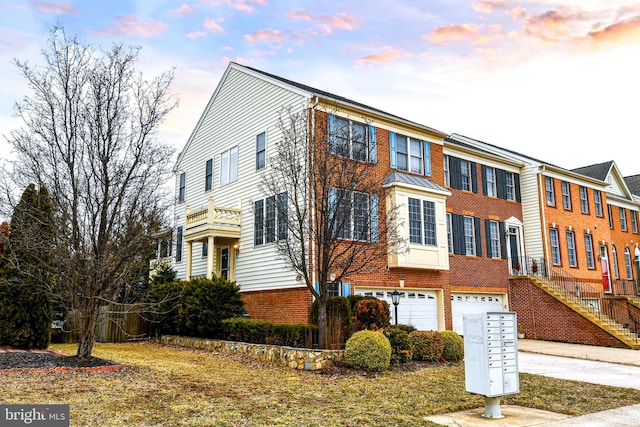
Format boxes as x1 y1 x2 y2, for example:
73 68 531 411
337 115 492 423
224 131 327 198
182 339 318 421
481 165 488 196
515 174 521 202
496 168 506 200
452 214 463 255
500 222 507 259
471 162 478 193
450 157 461 190
474 217 482 257
484 219 491 257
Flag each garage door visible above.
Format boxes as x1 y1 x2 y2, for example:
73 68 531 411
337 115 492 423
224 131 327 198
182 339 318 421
355 288 439 331
451 293 505 334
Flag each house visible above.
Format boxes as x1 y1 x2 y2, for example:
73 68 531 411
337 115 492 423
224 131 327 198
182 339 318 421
443 135 526 334
169 62 454 330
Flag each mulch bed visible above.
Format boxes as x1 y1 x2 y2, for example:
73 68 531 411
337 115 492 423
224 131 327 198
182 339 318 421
0 349 121 373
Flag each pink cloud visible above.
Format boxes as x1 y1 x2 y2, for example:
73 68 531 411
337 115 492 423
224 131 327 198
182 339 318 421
244 29 286 44
588 15 640 44
228 1 253 12
168 4 195 16
508 7 526 20
473 0 508 14
424 24 479 44
523 8 601 42
33 1 78 14
186 31 207 39
202 0 266 12
287 10 312 21
204 18 225 34
318 13 361 34
355 48 408 66
95 15 167 38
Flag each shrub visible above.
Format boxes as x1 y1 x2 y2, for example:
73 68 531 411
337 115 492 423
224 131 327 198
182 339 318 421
409 331 444 362
147 280 184 336
220 318 318 348
178 277 245 338
440 330 464 362
309 296 352 329
353 298 390 331
269 323 317 348
344 330 391 372
383 326 412 363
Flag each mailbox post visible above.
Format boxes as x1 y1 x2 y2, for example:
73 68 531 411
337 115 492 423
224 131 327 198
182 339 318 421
463 312 519 418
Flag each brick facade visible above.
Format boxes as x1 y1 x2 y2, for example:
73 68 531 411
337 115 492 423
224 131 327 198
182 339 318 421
242 287 313 324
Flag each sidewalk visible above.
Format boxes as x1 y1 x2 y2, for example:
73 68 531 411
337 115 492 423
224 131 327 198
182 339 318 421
518 338 640 367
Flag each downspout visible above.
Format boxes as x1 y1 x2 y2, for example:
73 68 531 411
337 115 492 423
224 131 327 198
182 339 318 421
310 95 319 292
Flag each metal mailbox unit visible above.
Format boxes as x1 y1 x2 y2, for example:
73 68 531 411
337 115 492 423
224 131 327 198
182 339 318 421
463 311 519 418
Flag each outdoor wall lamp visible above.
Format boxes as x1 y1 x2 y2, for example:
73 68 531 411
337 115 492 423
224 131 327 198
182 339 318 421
391 289 401 326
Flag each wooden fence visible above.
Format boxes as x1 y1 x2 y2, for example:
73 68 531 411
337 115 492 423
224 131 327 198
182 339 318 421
95 304 150 343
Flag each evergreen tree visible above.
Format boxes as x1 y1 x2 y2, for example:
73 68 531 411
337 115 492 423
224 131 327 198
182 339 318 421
0 184 55 348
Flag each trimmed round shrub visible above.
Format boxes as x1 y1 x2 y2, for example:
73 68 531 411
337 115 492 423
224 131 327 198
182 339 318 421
440 330 464 362
383 326 412 363
409 331 444 362
354 298 390 332
344 330 391 371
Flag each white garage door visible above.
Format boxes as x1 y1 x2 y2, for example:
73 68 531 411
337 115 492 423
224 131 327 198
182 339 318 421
451 293 505 334
355 288 439 331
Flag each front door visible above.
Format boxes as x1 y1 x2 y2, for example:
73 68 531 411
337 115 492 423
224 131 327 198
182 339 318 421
506 224 523 274
600 245 611 293
219 247 229 280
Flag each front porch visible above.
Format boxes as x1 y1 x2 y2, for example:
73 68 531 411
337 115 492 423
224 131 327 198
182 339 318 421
184 196 241 280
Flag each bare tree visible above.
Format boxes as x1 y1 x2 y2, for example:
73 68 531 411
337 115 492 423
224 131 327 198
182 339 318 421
0 27 177 358
259 106 404 348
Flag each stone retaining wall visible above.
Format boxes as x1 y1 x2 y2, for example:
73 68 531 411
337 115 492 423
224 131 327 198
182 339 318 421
161 335 344 370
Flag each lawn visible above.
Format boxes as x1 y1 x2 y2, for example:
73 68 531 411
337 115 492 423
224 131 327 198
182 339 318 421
2 341 640 426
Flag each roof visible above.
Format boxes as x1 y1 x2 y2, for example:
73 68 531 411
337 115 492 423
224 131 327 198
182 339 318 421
382 172 451 195
571 161 614 181
239 63 447 137
624 174 640 196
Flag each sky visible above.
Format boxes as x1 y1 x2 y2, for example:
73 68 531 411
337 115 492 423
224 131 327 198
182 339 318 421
1 0 640 178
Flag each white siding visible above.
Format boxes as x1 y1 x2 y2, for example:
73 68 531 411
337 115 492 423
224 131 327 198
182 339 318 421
520 164 545 260
173 66 309 292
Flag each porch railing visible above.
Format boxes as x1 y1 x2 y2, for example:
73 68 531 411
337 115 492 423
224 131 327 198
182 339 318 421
511 256 640 342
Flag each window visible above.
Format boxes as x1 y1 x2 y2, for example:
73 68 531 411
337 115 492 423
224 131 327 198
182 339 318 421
545 177 555 206
328 115 376 163
460 160 472 192
202 241 208 257
450 214 481 256
561 181 571 210
632 210 639 233
485 167 497 197
594 190 603 216
175 226 183 262
256 132 266 170
566 231 577 267
408 198 436 246
329 188 378 242
446 212 453 254
205 159 213 191
463 216 476 256
487 220 501 258
390 132 430 175
612 245 620 279
584 233 595 269
625 247 634 280
505 172 516 201
178 172 186 203
579 186 589 214
608 204 614 229
620 207 628 231
254 192 288 245
220 146 238 186
550 228 560 265
444 155 450 187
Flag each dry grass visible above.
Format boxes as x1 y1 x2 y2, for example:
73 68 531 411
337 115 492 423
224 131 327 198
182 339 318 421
2 341 640 426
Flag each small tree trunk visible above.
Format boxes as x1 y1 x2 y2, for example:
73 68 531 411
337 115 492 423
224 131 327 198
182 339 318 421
317 296 328 349
76 304 98 359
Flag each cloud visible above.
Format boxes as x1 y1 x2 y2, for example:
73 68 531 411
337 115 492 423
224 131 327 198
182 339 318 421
588 15 640 44
168 4 195 16
244 29 286 44
95 15 168 38
33 1 78 14
424 23 479 44
201 0 267 12
286 9 361 35
473 0 508 14
186 31 207 39
508 7 526 20
204 18 225 34
287 10 312 21
355 48 410 66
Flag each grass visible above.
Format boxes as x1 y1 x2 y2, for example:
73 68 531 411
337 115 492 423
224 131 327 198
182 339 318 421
2 341 640 426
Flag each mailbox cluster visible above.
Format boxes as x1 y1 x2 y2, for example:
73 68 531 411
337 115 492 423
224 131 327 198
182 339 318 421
463 312 519 397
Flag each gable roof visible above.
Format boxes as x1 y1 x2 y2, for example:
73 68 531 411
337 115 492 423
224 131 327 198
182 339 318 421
571 161 614 181
624 174 640 197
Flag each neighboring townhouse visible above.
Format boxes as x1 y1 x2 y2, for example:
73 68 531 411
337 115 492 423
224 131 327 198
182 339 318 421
443 135 526 334
169 62 453 329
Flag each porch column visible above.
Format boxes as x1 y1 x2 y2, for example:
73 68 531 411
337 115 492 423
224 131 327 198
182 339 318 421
206 236 215 280
186 241 193 280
